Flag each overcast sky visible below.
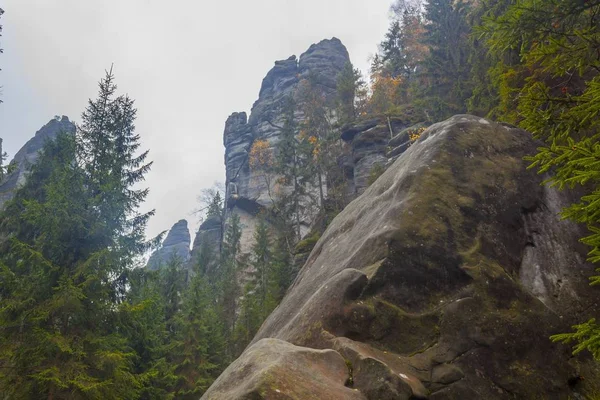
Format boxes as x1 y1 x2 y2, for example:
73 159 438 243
0 0 393 241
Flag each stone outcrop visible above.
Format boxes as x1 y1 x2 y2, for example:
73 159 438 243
341 117 411 195
0 116 75 209
202 338 365 400
146 219 191 270
204 115 600 399
223 38 350 253
187 215 222 274
386 122 428 161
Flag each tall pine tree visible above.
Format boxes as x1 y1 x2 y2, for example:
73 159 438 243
0 69 155 399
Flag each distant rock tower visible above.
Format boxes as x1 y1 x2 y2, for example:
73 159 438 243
222 38 350 254
0 116 76 209
146 219 192 270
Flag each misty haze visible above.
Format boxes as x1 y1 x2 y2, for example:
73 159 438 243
1 1 600 399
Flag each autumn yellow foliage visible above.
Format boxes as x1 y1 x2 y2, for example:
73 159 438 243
249 139 273 172
408 126 426 143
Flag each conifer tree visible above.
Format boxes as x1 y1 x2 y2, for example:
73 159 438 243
219 213 242 360
0 133 143 399
380 20 407 79
336 61 364 124
0 69 155 398
161 254 186 338
206 191 223 219
232 284 261 356
481 0 600 359
173 270 223 399
78 67 155 262
275 95 305 241
120 268 177 400
250 219 277 319
417 0 472 120
297 74 332 208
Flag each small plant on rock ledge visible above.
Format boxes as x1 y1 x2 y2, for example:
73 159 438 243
368 163 386 186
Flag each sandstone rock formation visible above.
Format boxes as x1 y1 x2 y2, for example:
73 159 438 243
188 215 222 274
341 117 415 195
146 219 191 270
0 116 75 209
203 338 365 400
203 115 600 399
223 38 350 253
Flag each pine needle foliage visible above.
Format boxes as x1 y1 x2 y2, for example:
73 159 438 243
0 69 156 399
481 0 600 358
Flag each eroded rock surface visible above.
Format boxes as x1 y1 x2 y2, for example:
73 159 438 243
341 117 413 195
223 38 350 253
207 115 600 399
202 338 365 400
146 219 191 270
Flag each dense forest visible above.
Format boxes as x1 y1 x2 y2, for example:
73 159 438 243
1 0 600 398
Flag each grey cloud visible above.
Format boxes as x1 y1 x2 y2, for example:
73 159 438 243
0 0 392 240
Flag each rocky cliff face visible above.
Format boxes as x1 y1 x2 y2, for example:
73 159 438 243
188 215 222 274
341 117 418 195
0 116 76 209
146 219 191 270
203 115 600 399
223 38 350 253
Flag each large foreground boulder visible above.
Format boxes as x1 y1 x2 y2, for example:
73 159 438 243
204 115 600 399
202 339 365 399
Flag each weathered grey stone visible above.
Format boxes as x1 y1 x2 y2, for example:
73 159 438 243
146 219 191 270
341 117 407 195
386 122 429 163
388 122 428 148
221 38 350 255
210 115 600 399
298 37 350 94
0 116 75 209
201 338 365 400
431 364 464 385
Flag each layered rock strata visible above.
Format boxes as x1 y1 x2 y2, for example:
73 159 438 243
341 117 412 195
223 38 350 253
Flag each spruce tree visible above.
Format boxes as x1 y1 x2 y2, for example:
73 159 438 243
173 270 223 399
78 67 155 262
160 254 186 338
336 61 364 124
0 133 143 399
206 191 223 219
0 69 155 398
219 213 242 361
481 0 600 358
380 20 407 79
250 219 276 318
417 0 472 120
275 95 304 241
120 268 178 400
